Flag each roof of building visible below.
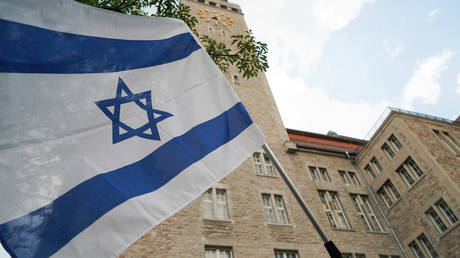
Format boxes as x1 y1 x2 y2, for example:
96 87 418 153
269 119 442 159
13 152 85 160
286 128 367 154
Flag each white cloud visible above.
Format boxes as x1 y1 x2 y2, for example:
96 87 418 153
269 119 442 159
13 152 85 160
231 0 377 138
268 66 391 139
401 50 455 109
383 40 403 59
233 0 374 76
427 8 440 22
457 73 460 94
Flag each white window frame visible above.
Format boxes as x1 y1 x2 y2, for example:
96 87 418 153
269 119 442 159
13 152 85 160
427 208 447 233
409 241 425 258
377 187 393 208
319 191 350 229
389 134 403 151
351 194 383 232
339 170 350 185
397 166 415 187
348 171 360 185
433 129 460 155
262 193 289 225
274 249 299 258
252 151 276 176
436 199 458 225
384 181 400 200
382 143 395 160
202 188 229 220
319 167 331 182
371 157 383 173
405 157 424 178
418 234 438 258
205 246 233 258
309 166 319 181
364 165 376 180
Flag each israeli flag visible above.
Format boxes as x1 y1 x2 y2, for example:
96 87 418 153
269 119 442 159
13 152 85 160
0 0 265 257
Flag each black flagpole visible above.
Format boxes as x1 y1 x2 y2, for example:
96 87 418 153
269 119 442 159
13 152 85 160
262 143 342 258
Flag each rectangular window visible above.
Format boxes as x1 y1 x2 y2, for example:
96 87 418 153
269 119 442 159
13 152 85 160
384 180 400 200
397 166 414 186
351 194 383 232
389 134 403 151
262 194 276 224
339 170 350 184
309 166 319 181
274 250 298 258
365 165 376 180
253 153 263 175
262 194 289 225
205 246 233 258
252 151 276 176
203 188 229 220
436 199 458 225
319 168 331 182
382 143 395 159
377 188 393 208
409 241 425 258
355 254 366 258
433 129 460 155
342 253 353 258
232 74 239 84
418 234 438 258
378 255 389 258
405 157 424 178
427 208 447 233
351 195 371 231
319 191 350 229
371 157 383 172
209 1 216 6
348 172 360 185
263 153 276 176
275 195 289 225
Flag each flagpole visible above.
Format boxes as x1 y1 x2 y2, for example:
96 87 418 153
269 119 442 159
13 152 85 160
262 143 342 258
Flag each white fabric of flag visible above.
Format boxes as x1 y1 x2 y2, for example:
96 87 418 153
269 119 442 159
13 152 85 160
0 0 265 257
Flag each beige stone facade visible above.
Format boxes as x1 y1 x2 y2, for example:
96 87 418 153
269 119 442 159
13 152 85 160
121 1 458 257
355 111 460 258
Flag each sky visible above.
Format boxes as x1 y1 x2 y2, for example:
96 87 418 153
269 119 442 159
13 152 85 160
0 1 459 257
232 0 460 139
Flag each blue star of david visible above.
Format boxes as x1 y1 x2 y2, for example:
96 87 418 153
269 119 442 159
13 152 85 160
95 77 173 144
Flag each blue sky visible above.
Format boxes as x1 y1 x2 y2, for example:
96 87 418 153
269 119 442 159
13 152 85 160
233 0 460 138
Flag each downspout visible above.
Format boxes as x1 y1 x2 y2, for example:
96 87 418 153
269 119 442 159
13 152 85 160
345 151 408 258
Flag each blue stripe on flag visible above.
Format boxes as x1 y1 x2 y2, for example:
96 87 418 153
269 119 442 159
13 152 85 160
0 19 201 73
0 102 252 258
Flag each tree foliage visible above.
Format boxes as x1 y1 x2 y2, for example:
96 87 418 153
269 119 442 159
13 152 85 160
77 0 268 78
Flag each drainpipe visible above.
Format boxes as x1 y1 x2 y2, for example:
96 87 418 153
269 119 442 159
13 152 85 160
345 151 408 258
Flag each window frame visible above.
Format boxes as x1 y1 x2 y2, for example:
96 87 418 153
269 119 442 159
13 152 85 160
433 129 460 155
319 191 350 229
418 234 438 258
252 151 276 176
371 157 383 173
389 134 403 151
381 143 395 160
364 165 376 180
274 249 299 258
348 171 360 185
427 208 448 233
205 245 233 258
319 167 331 182
202 188 229 220
262 193 290 225
339 170 350 185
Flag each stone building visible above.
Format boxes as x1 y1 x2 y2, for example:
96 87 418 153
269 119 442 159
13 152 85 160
121 0 459 257
355 109 460 257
